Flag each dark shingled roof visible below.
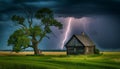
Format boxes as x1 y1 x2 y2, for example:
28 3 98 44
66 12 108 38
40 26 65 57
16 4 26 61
65 32 95 46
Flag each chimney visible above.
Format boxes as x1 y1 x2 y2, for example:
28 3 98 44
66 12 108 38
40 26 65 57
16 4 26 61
81 32 85 35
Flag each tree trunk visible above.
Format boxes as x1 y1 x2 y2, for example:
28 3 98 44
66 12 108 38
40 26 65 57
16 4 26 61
32 34 43 55
33 43 39 55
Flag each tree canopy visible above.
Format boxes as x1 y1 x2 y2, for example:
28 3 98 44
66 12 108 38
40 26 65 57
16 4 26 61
8 8 62 54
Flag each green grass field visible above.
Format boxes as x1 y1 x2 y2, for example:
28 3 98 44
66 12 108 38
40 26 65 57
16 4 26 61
0 52 120 69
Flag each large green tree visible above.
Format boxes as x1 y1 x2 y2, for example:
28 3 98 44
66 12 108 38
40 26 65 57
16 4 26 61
8 8 62 55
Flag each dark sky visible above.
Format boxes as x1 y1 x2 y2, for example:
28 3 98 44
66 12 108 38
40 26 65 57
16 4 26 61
0 0 120 51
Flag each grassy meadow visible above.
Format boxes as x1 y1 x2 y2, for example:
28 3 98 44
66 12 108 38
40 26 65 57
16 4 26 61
0 51 120 69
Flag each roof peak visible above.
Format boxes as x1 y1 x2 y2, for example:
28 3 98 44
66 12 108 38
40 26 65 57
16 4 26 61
72 32 95 46
81 32 85 35
74 32 86 36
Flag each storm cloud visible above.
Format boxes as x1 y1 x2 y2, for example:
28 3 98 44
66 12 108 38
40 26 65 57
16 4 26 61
0 0 120 51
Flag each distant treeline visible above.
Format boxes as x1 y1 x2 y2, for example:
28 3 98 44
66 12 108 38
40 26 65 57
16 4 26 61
0 50 66 52
0 50 120 52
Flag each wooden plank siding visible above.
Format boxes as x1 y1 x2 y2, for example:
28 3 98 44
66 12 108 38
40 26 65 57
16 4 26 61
65 32 95 55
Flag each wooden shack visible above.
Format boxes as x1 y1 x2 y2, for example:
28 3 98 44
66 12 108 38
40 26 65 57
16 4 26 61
65 32 95 55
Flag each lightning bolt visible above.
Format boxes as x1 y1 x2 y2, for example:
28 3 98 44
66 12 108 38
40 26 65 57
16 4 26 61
61 17 72 49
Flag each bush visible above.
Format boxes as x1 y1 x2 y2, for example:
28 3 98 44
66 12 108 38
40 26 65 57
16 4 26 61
94 48 100 54
26 54 44 56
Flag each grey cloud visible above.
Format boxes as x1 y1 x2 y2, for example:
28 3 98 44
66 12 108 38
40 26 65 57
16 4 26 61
0 0 120 50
